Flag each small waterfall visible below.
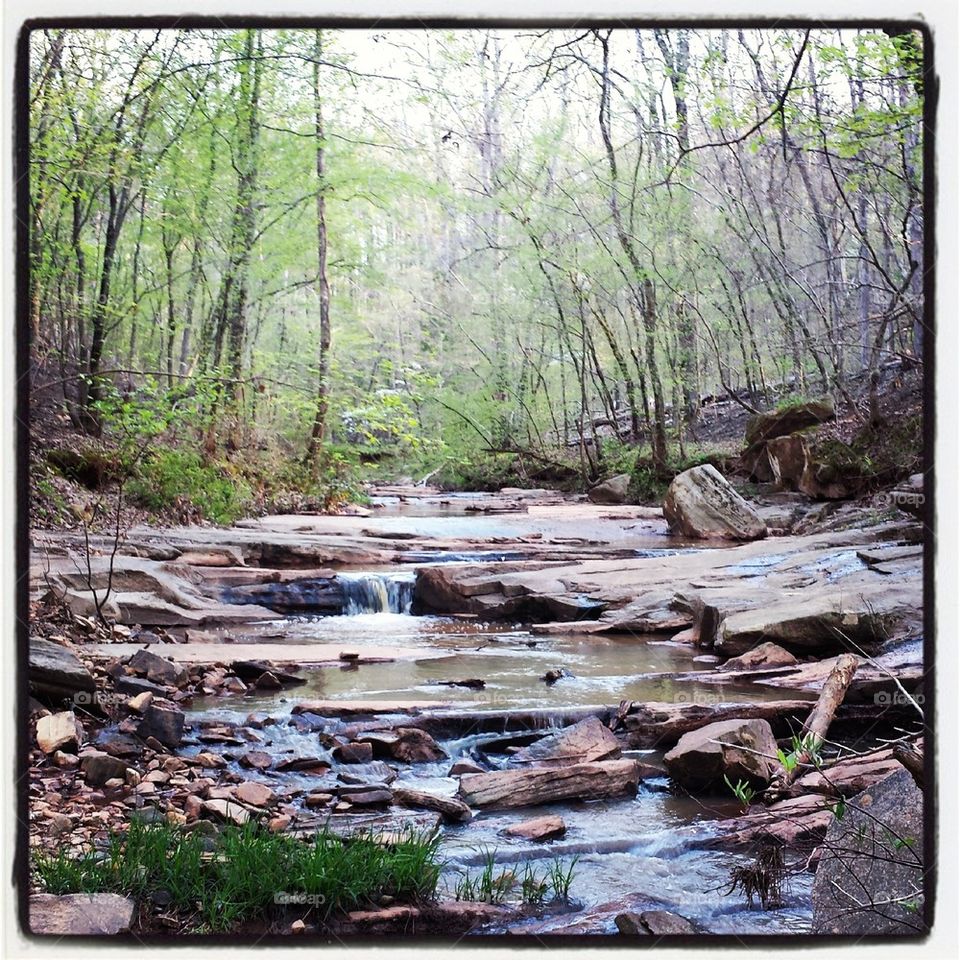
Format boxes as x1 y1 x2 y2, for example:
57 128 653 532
337 572 415 615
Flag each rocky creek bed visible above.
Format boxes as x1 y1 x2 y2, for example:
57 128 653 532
25 481 927 938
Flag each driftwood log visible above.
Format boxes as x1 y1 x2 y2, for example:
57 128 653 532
458 759 641 810
765 653 860 799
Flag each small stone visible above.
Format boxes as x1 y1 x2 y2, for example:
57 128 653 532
124 768 141 787
193 752 226 769
290 919 305 934
36 712 83 754
136 700 185 748
254 671 283 691
240 750 273 770
236 781 275 807
333 742 374 764
183 795 203 820
82 753 130 788
268 815 292 833
165 810 187 827
52 750 80 769
339 651 360 662
126 691 154 714
202 799 250 826
304 793 333 809
127 648 188 688
47 813 72 836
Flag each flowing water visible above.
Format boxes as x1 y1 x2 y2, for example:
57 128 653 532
182 495 819 933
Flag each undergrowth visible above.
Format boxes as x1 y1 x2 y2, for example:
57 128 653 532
33 819 442 932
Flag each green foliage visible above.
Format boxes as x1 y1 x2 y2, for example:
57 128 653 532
127 450 253 525
628 447 723 503
811 414 922 492
33 819 443 933
724 775 757 809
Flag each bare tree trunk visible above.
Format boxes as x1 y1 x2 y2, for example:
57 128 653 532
307 29 333 471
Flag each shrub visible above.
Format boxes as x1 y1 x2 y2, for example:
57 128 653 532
127 450 253 525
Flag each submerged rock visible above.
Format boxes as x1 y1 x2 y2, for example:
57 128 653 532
663 465 767 541
663 718 778 792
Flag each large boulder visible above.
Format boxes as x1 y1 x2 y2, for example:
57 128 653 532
715 596 893 658
663 718 778 791
29 638 96 700
745 397 835 446
812 768 925 934
588 474 631 505
663 465 767 541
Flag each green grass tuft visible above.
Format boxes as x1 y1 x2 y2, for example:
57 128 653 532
33 819 443 932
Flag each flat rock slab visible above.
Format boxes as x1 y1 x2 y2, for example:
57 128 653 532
85 643 451 665
30 893 135 935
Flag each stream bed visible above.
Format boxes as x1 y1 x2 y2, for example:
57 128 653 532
171 494 823 933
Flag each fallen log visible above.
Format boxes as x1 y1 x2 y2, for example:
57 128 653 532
622 700 815 748
458 759 641 810
765 653 860 799
893 739 924 789
391 787 473 823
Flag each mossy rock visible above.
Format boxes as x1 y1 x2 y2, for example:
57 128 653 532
745 397 836 447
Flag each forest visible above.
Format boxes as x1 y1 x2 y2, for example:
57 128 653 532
27 25 924 517
23 25 929 942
